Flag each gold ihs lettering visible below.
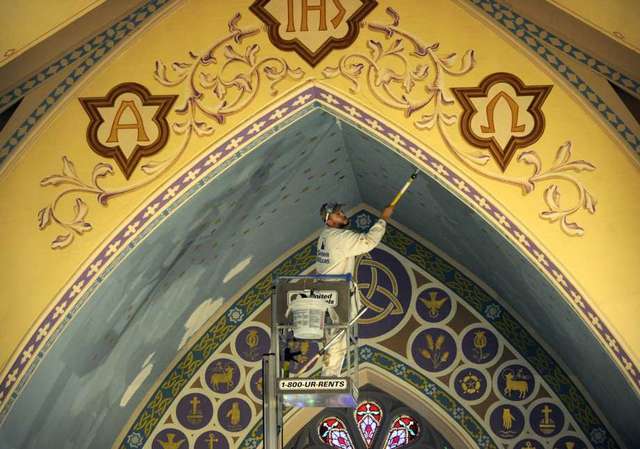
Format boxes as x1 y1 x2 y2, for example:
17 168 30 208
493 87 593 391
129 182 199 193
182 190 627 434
286 0 346 32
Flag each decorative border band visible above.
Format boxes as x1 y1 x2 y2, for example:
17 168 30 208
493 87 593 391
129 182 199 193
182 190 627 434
469 0 640 159
0 87 321 419
472 0 640 96
1 85 637 433
314 87 639 389
0 0 172 167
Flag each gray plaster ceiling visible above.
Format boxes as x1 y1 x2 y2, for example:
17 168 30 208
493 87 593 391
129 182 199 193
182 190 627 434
0 109 636 449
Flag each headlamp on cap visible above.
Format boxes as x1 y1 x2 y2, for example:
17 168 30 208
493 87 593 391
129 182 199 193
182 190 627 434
320 202 344 223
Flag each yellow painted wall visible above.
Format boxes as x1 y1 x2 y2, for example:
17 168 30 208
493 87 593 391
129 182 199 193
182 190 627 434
0 0 106 67
1 0 638 387
547 0 640 52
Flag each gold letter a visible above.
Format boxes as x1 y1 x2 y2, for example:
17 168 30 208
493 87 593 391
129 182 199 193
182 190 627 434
106 100 150 143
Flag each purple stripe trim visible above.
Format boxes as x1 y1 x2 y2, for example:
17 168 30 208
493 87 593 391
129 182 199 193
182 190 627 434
1 85 636 416
316 87 638 388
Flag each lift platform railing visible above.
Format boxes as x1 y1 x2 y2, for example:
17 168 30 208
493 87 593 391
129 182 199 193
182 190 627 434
263 274 362 448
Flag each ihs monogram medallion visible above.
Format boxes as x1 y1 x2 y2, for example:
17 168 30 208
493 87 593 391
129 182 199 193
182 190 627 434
79 83 177 179
250 0 377 66
451 73 552 171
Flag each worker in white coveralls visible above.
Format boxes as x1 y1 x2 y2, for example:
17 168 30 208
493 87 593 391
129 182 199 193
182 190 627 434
316 203 395 376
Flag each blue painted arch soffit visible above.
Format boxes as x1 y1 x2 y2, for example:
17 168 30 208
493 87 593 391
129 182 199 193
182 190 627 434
0 108 636 449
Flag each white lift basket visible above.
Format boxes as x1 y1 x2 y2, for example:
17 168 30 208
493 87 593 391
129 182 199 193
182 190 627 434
262 274 361 449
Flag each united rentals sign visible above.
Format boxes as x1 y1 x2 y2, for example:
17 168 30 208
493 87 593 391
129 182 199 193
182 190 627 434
287 289 339 306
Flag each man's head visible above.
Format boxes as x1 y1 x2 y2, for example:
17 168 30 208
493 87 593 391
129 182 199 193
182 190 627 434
320 202 349 228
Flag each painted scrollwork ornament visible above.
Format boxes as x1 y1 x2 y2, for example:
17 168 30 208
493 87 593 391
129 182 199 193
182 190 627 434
153 13 304 139
39 13 304 249
322 7 596 236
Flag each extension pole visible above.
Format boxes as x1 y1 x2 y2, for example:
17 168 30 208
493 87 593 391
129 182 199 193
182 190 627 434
389 168 420 207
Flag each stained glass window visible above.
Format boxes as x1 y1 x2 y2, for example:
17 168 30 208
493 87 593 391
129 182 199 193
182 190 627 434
382 415 420 449
317 402 422 449
354 401 382 448
319 417 356 449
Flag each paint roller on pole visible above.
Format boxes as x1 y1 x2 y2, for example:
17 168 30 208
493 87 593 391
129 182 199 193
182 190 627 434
297 168 421 376
389 167 420 207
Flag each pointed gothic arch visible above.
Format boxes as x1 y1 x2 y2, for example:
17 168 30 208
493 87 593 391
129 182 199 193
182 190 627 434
0 88 633 449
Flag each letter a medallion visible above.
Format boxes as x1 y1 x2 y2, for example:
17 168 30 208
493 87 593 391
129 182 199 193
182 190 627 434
80 83 177 179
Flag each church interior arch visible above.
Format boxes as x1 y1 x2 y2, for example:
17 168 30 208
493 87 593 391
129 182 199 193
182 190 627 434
1 1 639 449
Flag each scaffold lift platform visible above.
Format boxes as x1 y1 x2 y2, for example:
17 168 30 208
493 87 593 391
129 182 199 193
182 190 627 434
262 274 361 449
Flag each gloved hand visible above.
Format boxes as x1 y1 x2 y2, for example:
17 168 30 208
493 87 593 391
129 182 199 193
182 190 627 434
381 205 395 221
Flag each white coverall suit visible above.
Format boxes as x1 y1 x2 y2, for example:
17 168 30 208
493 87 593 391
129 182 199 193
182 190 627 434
316 218 387 376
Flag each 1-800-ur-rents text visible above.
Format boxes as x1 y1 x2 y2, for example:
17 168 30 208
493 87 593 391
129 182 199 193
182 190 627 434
279 379 347 390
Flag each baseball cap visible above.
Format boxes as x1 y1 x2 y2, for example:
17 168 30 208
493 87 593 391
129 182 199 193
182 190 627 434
320 202 344 222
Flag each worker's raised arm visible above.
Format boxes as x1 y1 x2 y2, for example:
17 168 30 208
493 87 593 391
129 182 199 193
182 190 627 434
338 219 387 257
